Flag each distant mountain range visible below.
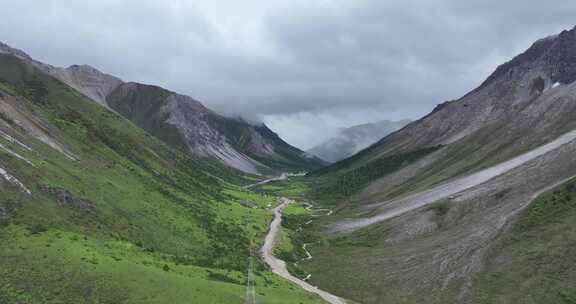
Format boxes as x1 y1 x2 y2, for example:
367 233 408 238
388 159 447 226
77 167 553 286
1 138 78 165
0 41 325 175
307 119 410 162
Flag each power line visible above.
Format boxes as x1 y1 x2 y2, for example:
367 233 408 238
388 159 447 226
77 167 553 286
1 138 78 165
245 212 257 304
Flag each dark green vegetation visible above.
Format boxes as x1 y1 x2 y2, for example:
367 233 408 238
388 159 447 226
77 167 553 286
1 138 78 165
0 54 323 304
251 179 320 280
308 146 441 205
252 177 311 199
469 178 576 304
293 220 400 303
428 201 450 217
275 204 320 279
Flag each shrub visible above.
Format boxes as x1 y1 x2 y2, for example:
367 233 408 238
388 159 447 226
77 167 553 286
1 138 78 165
429 202 450 216
28 224 48 235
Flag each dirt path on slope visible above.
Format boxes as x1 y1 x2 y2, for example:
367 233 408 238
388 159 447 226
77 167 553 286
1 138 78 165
243 173 288 189
332 129 576 233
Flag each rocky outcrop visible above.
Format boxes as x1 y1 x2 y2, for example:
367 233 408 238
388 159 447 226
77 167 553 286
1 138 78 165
45 64 123 107
0 42 122 109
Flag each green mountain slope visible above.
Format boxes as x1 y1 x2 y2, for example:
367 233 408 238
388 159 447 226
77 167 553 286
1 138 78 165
0 53 323 304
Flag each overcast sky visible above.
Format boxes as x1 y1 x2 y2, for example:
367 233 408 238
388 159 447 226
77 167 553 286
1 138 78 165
0 0 574 149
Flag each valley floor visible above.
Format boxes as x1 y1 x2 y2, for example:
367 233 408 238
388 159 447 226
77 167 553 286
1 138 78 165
261 197 346 304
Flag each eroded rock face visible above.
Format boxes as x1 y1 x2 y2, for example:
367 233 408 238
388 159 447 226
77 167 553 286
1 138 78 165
105 82 323 174
0 42 122 109
163 92 229 156
46 64 123 107
161 92 266 173
0 92 77 160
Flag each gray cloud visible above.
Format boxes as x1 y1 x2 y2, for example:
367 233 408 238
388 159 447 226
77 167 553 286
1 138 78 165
0 0 574 148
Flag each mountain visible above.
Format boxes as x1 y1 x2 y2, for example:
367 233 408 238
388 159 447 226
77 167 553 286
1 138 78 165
103 82 325 174
0 42 324 175
303 26 576 303
0 44 323 303
307 119 411 163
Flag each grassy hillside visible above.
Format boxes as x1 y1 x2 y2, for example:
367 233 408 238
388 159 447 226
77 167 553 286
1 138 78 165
307 146 441 206
0 53 323 304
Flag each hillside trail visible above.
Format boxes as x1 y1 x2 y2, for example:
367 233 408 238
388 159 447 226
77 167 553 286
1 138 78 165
332 128 576 233
261 198 347 304
243 173 288 189
244 174 346 303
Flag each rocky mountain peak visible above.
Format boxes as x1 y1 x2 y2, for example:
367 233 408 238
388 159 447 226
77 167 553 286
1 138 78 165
479 25 576 92
339 26 576 164
0 41 32 61
66 64 108 76
0 42 123 107
49 64 123 106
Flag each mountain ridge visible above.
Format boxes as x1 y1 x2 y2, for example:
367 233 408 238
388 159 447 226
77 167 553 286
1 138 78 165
307 119 411 163
302 25 576 304
0 50 324 303
0 41 324 174
316 25 576 179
